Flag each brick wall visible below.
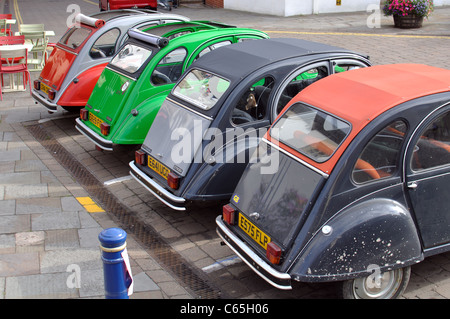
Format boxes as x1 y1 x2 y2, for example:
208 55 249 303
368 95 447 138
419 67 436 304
205 0 224 8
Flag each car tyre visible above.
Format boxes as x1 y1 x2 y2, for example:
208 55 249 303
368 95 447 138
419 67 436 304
338 266 411 299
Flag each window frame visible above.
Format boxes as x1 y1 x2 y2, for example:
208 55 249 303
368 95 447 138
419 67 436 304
352 120 408 184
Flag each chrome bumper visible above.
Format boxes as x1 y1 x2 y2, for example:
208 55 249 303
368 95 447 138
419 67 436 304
75 118 113 151
129 161 186 211
32 89 58 113
216 216 292 290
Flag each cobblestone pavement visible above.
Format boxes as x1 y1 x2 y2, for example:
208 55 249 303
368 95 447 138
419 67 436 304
0 0 450 299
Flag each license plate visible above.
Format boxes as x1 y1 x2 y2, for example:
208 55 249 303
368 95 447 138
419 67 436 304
41 83 50 95
89 112 103 129
238 213 271 250
148 155 170 180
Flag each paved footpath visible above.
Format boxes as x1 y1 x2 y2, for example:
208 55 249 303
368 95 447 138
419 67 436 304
1 1 450 300
0 91 193 298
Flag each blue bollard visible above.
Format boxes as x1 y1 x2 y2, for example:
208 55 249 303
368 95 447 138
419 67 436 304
98 227 133 299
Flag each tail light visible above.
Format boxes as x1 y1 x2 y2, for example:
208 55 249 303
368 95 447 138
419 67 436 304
266 242 282 265
80 108 89 121
33 80 40 90
222 204 236 225
48 89 56 100
167 172 179 190
135 149 146 166
100 122 110 136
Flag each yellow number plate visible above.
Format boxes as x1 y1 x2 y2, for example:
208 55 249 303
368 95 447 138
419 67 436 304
89 112 103 129
41 83 50 95
238 213 271 250
148 155 170 180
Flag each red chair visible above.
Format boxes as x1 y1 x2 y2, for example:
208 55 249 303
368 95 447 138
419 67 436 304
0 35 25 66
0 14 13 36
0 35 25 46
0 48 31 101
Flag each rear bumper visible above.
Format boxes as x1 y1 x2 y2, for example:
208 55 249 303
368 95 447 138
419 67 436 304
32 89 58 113
216 216 292 290
129 161 186 211
75 118 113 151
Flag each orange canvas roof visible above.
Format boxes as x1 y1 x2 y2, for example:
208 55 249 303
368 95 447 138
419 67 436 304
270 64 450 175
298 64 450 128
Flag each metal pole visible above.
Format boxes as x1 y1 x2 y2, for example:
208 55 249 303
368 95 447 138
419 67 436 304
98 228 132 299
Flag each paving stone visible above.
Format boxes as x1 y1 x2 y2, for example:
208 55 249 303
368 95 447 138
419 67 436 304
5 273 79 299
16 231 45 246
133 271 160 292
40 248 102 274
14 159 48 172
78 210 101 228
0 149 20 162
32 211 80 231
0 172 41 185
79 268 104 298
16 197 61 214
0 252 40 276
78 227 103 248
4 184 48 199
45 229 80 250
0 215 30 234
0 234 15 254
61 196 84 212
0 199 15 215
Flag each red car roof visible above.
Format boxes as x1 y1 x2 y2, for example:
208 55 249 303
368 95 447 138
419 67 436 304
269 64 450 175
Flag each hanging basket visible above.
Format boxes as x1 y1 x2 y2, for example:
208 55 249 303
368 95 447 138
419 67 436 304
393 14 424 28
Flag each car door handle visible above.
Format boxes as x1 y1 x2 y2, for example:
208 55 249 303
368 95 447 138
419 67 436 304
407 181 418 189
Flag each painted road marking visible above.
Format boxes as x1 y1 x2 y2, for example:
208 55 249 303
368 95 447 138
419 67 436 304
202 255 243 273
264 30 450 40
103 175 132 186
76 196 105 213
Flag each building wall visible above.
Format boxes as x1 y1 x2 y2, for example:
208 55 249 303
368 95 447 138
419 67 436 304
205 0 224 8
221 0 450 17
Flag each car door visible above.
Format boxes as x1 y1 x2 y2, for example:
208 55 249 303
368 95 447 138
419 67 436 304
405 104 450 249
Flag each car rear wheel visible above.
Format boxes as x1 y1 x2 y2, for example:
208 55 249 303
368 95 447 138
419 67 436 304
339 266 411 299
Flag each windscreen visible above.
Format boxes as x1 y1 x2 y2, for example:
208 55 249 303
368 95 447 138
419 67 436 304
270 103 350 163
172 69 230 110
110 43 152 74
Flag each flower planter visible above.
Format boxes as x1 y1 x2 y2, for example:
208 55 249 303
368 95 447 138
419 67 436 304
393 14 424 28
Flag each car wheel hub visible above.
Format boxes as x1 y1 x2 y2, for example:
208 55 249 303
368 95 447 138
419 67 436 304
353 269 403 299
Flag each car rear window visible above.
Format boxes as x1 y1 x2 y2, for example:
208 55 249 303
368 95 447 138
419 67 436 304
172 69 230 110
270 102 350 162
59 26 92 50
110 43 152 74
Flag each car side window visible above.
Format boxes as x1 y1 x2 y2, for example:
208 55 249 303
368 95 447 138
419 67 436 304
276 65 329 116
332 60 367 73
352 120 407 184
194 40 232 61
231 77 275 125
151 47 187 85
89 28 120 59
411 110 450 171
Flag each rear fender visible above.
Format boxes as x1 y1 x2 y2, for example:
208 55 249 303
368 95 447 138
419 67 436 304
289 198 423 282
111 91 169 145
58 63 108 107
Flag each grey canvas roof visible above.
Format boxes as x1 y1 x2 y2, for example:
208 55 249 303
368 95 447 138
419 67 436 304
191 38 365 83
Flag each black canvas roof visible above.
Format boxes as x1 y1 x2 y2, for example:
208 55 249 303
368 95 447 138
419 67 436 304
191 38 363 83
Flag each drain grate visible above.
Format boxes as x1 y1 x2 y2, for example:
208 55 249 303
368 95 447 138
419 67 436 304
27 122 222 299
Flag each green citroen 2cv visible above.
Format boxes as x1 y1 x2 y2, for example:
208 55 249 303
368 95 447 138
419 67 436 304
75 21 268 151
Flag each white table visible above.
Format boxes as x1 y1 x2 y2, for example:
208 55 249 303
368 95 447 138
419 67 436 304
14 30 55 37
0 43 34 92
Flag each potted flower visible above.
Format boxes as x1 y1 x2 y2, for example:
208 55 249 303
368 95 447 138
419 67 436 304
383 0 434 28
